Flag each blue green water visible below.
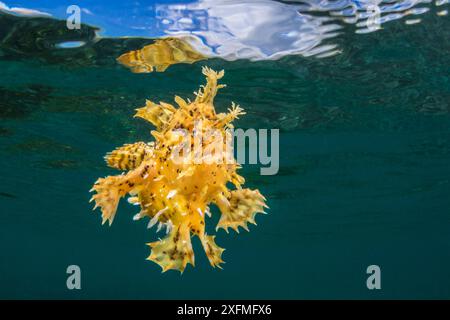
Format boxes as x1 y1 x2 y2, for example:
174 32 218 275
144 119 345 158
1 1 450 299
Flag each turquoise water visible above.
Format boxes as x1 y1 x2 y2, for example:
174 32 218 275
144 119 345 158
1 2 450 299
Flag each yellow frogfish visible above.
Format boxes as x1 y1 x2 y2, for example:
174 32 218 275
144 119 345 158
90 67 267 272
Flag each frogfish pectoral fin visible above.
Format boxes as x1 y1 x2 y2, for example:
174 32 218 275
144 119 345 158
90 162 155 226
216 188 267 233
146 223 195 273
200 234 225 269
134 100 176 131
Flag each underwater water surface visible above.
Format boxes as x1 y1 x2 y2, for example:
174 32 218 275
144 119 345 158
0 0 450 299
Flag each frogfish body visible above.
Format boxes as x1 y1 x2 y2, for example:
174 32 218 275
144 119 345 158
117 37 207 73
90 67 267 272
